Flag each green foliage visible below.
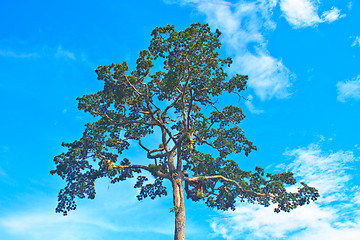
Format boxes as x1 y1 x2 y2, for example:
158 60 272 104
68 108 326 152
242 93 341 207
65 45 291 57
134 175 167 201
51 22 319 217
169 205 182 214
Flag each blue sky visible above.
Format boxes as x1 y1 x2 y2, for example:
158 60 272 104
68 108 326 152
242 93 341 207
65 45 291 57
1 0 360 239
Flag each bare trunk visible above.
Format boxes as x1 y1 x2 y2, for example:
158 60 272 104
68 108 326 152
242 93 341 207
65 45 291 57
172 178 186 240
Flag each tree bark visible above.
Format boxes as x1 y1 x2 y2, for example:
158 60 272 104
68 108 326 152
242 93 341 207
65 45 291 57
172 177 186 240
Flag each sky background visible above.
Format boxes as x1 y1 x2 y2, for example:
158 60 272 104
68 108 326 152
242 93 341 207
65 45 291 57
1 0 360 239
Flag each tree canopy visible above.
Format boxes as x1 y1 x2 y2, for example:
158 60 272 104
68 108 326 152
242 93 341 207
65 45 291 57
51 23 319 240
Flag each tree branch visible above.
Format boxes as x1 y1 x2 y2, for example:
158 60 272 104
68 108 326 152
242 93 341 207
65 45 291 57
207 100 244 132
187 88 193 130
135 137 167 159
193 133 220 150
92 147 169 179
115 164 170 179
184 175 266 197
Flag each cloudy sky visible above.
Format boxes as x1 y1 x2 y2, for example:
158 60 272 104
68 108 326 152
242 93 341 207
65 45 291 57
1 0 359 239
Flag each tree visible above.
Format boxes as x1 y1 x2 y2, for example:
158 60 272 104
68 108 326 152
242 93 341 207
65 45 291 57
51 23 319 240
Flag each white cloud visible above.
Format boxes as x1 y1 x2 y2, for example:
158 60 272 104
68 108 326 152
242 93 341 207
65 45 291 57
348 1 353 10
0 180 175 240
0 209 174 240
0 49 39 58
280 0 321 28
321 7 345 23
279 0 344 28
235 52 293 100
285 143 356 203
0 211 117 240
176 0 293 100
351 36 360 47
0 45 78 61
245 94 264 114
55 46 76 60
210 142 360 240
170 0 343 100
336 75 360 102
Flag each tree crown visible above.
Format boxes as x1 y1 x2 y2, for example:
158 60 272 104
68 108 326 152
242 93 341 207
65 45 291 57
51 23 319 216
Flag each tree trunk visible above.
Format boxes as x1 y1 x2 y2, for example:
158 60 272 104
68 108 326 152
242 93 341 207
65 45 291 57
172 177 186 240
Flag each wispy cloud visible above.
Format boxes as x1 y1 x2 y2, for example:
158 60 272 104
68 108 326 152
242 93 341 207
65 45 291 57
210 142 360 240
0 49 39 58
280 0 345 28
0 44 78 61
0 211 116 240
173 0 293 100
280 0 321 28
0 180 175 240
244 94 264 114
321 7 345 23
285 143 356 203
0 208 173 239
55 46 76 60
169 0 343 101
336 75 360 102
348 1 353 10
351 36 360 47
235 52 293 100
